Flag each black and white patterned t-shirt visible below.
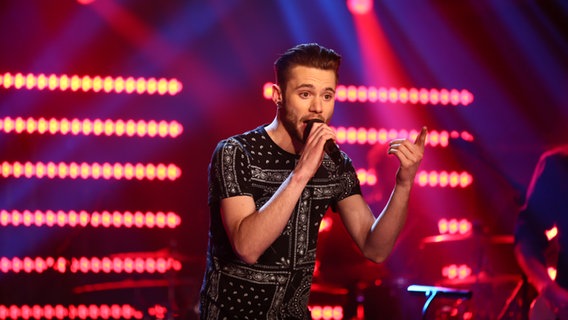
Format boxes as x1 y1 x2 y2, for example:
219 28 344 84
200 125 361 320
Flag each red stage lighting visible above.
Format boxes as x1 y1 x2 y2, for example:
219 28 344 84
346 0 373 15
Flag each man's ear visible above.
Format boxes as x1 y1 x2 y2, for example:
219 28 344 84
272 83 283 107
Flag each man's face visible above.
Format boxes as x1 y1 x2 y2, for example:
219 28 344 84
280 65 336 144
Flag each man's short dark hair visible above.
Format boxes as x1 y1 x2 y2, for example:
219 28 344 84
274 43 341 94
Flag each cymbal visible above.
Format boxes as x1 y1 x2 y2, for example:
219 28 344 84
421 233 514 245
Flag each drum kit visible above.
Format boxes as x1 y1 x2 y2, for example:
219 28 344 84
311 230 524 319
71 248 204 320
410 232 523 319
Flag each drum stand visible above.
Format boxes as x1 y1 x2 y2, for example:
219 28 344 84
407 284 472 320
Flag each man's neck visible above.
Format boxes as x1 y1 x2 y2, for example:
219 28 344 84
264 118 302 155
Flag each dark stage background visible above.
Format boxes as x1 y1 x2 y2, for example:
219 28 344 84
0 1 567 319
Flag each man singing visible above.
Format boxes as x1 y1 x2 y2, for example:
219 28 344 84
199 43 427 319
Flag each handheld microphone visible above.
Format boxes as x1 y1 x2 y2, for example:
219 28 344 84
304 119 343 166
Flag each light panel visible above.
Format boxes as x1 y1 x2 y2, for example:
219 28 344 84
0 161 181 181
0 72 182 95
0 210 180 228
0 256 182 274
0 117 183 138
0 304 143 320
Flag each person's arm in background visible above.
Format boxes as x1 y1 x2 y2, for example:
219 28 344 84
514 151 568 315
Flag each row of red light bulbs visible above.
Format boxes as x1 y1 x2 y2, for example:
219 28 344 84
334 126 473 147
0 210 180 228
0 161 180 181
0 72 181 96
0 116 476 149
0 304 344 320
0 117 182 138
357 169 473 188
0 304 143 320
0 161 471 188
0 256 182 274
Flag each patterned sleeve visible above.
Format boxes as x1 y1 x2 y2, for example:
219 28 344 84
208 138 253 204
336 153 362 202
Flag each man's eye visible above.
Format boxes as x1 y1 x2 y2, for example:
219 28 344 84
300 92 310 98
324 94 334 100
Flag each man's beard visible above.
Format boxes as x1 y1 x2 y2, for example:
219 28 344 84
280 109 303 145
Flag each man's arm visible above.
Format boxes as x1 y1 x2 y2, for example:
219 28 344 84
337 127 427 263
515 240 563 293
220 172 309 265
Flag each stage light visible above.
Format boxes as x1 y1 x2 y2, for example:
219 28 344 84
356 168 377 186
416 171 473 188
548 267 557 280
318 216 333 233
347 0 373 15
442 264 472 280
545 226 558 240
309 305 343 320
0 72 182 95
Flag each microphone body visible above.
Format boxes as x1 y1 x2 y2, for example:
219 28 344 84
304 119 343 166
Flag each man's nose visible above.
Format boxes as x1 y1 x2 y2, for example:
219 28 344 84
309 99 323 113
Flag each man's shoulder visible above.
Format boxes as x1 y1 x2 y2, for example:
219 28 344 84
215 125 267 151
